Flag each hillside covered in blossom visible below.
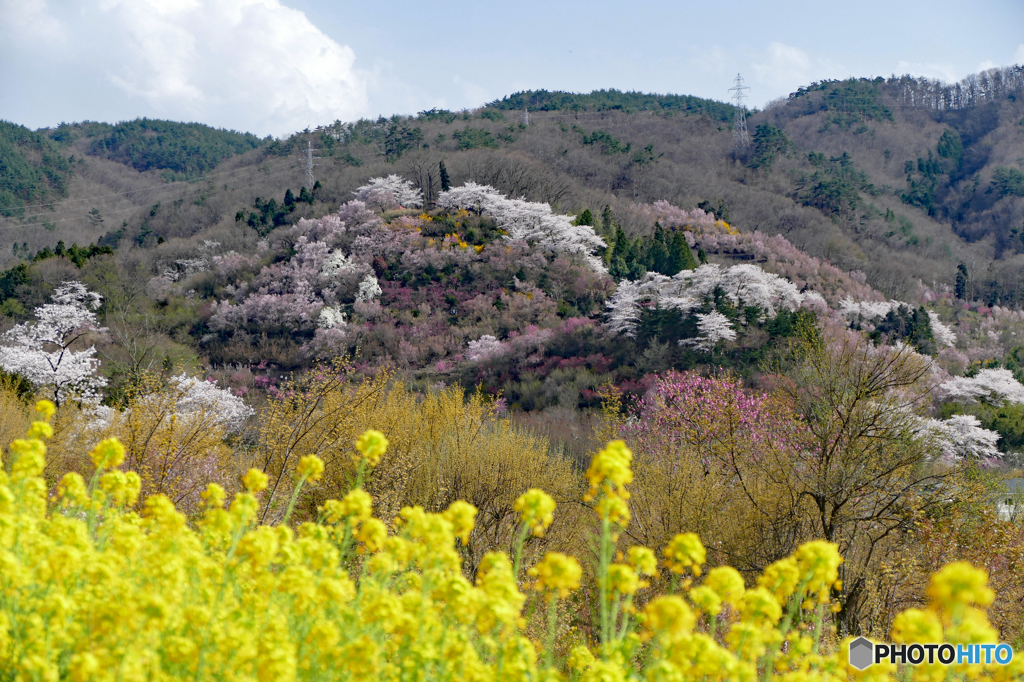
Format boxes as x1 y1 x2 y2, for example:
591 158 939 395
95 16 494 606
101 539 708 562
10 66 1024 664
1 65 1024 469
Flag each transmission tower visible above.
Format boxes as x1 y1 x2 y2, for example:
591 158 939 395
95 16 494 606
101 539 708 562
523 108 530 126
304 140 320 188
728 73 750 147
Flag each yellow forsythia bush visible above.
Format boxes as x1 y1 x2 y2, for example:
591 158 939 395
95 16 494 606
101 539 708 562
2 402 1023 681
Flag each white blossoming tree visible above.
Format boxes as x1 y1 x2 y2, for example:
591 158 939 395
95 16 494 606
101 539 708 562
605 263 808 338
922 414 1001 461
939 368 1024 405
926 311 957 348
605 280 644 338
437 182 607 271
353 174 423 210
318 306 347 330
166 374 254 432
680 311 737 353
0 282 107 405
466 335 507 362
355 274 382 303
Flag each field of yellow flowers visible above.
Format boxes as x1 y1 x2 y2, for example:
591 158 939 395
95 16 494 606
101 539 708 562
1 400 1021 681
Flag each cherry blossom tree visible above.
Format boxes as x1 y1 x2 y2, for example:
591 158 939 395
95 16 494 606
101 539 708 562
605 263 807 337
927 311 957 348
0 282 107 405
435 181 505 214
605 280 644 338
466 335 507 362
939 368 1024 405
681 311 737 353
922 414 1001 461
355 274 382 303
437 183 607 271
317 306 347 330
166 374 254 432
352 174 424 210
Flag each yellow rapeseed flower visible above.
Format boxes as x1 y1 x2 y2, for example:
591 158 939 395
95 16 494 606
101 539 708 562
567 645 596 670
89 438 125 470
514 489 556 537
242 468 269 493
739 586 782 627
355 429 388 467
585 440 633 499
528 552 582 599
356 518 388 552
9 439 47 480
607 563 641 596
296 454 325 483
758 556 802 604
628 546 658 577
443 500 478 544
704 565 745 608
794 540 843 604
663 532 706 577
201 483 227 509
34 399 56 419
926 561 995 610
641 595 695 641
890 608 943 643
323 489 374 525
26 421 53 440
596 495 630 528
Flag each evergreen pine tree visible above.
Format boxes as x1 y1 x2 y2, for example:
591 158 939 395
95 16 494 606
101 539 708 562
646 224 669 274
439 161 451 192
575 208 594 226
667 231 697 273
955 262 969 300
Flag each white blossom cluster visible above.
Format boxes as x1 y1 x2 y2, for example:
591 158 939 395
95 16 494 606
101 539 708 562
355 274 382 303
927 311 957 348
921 414 1001 461
939 368 1024 405
680 311 738 353
0 282 107 405
838 297 956 348
166 374 254 432
321 250 360 278
466 335 507 362
606 263 806 339
317 306 347 330
437 182 607 271
353 175 424 210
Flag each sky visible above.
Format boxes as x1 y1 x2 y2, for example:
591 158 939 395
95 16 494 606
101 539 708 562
1 0 1022 138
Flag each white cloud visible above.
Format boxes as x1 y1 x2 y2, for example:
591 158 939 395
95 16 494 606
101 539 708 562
894 60 963 84
751 42 812 93
1013 44 1024 66
453 75 490 109
0 0 370 136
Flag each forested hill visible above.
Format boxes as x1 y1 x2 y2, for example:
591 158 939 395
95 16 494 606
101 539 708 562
486 89 738 121
1 64 1022 307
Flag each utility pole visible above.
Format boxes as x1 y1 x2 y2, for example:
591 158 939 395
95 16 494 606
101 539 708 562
304 140 320 188
728 73 750 147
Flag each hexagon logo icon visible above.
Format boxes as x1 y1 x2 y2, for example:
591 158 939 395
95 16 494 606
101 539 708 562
849 636 874 670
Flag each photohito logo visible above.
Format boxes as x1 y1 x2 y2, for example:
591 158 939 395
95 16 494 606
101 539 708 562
849 637 1014 670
